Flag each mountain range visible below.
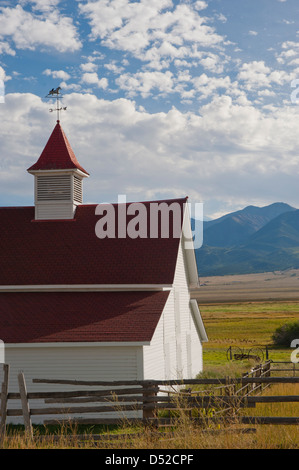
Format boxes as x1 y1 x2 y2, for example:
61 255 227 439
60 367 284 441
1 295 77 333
194 202 299 276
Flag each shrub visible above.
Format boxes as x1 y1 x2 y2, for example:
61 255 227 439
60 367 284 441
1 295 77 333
272 321 299 347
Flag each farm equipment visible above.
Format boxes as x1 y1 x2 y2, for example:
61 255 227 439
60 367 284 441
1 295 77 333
226 346 265 362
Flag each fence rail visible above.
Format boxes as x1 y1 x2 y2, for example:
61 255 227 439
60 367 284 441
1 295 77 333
0 360 299 439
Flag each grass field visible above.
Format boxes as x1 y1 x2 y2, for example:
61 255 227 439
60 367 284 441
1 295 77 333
199 301 299 369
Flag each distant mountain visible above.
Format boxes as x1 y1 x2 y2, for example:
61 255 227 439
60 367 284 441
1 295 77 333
195 203 299 276
202 202 296 247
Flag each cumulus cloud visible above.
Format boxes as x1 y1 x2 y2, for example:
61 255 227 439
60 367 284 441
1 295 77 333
19 0 61 11
80 62 98 73
81 72 108 89
0 4 81 53
0 40 15 56
79 0 225 69
1 92 299 216
43 69 71 81
238 60 291 90
116 70 174 98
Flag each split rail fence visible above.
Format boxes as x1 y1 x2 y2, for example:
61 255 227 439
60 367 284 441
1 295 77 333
1 360 299 439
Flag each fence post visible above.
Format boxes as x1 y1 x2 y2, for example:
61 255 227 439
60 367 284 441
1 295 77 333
225 376 231 396
265 360 271 378
18 371 33 437
142 382 156 424
0 364 9 439
257 364 262 392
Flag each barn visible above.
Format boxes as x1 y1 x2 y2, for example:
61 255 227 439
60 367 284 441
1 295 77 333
0 120 208 423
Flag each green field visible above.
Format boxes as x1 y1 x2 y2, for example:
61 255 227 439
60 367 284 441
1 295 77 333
199 301 299 370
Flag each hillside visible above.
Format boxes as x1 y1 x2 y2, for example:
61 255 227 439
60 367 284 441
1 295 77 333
195 203 299 276
202 202 296 247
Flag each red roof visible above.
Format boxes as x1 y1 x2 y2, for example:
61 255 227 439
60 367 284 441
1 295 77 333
0 198 187 286
27 121 89 175
0 291 169 343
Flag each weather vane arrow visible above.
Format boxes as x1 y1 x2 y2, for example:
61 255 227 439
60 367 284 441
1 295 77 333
45 86 67 121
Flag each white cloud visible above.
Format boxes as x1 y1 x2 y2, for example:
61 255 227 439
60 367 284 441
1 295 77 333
0 4 81 53
116 71 174 98
216 13 227 23
278 41 299 67
81 72 108 89
80 62 98 73
199 54 225 74
2 92 299 215
104 62 125 74
0 40 15 55
192 73 232 100
238 61 290 90
43 69 71 81
194 1 208 11
79 0 225 69
0 66 11 82
20 0 61 11
0 66 5 83
59 81 81 92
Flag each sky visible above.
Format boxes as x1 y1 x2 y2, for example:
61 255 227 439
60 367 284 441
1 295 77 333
1 0 299 219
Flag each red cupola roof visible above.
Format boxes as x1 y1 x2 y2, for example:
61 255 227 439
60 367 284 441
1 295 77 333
27 120 89 175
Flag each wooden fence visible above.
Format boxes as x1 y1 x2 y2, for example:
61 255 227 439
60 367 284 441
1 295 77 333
1 360 299 439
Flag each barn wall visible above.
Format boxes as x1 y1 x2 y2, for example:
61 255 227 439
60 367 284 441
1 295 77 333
172 239 203 379
4 344 143 424
143 290 177 381
143 237 203 382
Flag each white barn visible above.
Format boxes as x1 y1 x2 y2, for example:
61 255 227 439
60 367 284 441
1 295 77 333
0 120 208 423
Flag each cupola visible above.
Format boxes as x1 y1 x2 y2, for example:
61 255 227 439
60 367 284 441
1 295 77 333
27 120 89 220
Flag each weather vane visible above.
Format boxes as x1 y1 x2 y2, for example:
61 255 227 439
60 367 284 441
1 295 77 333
45 87 67 121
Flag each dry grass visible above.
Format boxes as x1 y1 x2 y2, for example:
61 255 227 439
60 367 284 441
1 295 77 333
2 382 299 449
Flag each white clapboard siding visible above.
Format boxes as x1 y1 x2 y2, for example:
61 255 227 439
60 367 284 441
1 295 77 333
143 290 176 381
173 238 203 379
143 234 203 382
174 242 202 378
35 202 76 220
5 345 143 424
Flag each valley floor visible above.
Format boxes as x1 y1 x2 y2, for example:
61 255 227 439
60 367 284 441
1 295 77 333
192 269 299 303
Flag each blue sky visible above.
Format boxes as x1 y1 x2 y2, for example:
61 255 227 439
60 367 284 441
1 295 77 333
1 0 299 218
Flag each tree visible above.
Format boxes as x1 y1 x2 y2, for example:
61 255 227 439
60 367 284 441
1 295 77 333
272 321 299 347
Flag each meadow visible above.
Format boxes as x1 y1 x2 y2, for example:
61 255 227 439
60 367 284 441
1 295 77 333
199 301 299 369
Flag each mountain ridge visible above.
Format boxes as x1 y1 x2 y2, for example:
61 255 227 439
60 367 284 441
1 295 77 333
195 202 299 276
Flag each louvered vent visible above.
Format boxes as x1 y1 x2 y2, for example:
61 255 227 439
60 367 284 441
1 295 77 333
73 175 83 203
37 175 71 201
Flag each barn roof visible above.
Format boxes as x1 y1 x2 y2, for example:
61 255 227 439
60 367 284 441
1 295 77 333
0 291 169 343
27 120 89 175
0 198 187 286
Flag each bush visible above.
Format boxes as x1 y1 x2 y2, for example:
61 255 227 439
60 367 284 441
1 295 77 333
272 321 299 347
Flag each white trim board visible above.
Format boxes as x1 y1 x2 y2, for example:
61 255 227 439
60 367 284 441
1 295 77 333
0 284 173 292
4 341 150 348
